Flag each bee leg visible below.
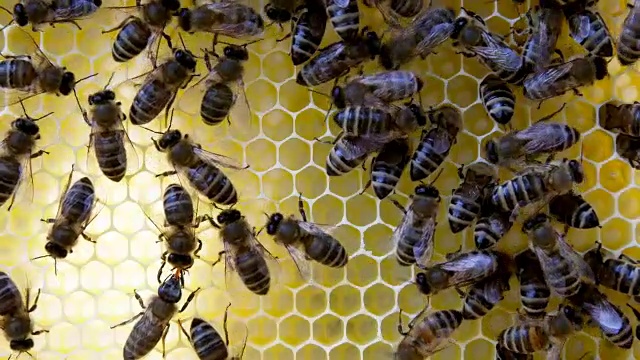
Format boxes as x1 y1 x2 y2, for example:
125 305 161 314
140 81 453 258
80 232 95 243
457 165 465 180
297 193 307 222
156 170 178 178
276 32 292 43
160 324 170 358
455 287 465 298
397 309 410 335
40 218 56 224
390 199 407 214
194 240 203 257
179 287 200 313
31 329 49 336
223 302 231 345
30 150 49 158
6 192 17 211
619 253 639 265
445 246 462 261
157 259 167 284
572 89 583 97
212 251 226 267
312 137 334 145
359 179 371 196
177 319 191 343
27 288 41 313
554 49 565 63
101 16 135 34
110 312 144 329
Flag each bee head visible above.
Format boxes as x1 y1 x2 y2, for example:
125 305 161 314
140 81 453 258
266 212 284 235
92 0 102 6
567 159 584 183
408 103 427 127
13 3 28 27
264 4 291 23
174 49 197 71
451 17 468 40
414 272 432 295
88 90 115 105
583 246 604 274
364 31 381 56
485 139 499 164
217 209 241 225
167 253 194 269
45 242 68 259
10 339 34 352
176 8 191 32
59 71 76 96
560 305 584 328
378 45 396 70
522 213 549 233
161 0 180 11
415 184 439 198
12 118 40 136
223 45 249 61
395 343 422 360
331 86 346 109
593 57 608 80
158 130 182 149
158 274 182 303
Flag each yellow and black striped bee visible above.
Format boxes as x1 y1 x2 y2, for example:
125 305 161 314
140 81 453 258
396 308 464 359
548 191 599 230
362 0 422 25
325 0 359 42
616 133 640 170
368 138 412 200
332 70 423 108
565 3 614 58
496 343 533 360
599 101 640 136
176 1 264 39
0 272 47 358
523 214 595 298
2 0 101 31
333 103 424 140
324 134 369 177
583 242 640 300
448 161 497 234
617 0 640 66
474 209 513 250
521 1 564 72
111 272 199 359
289 0 327 66
479 74 515 127
515 249 550 320
461 271 511 320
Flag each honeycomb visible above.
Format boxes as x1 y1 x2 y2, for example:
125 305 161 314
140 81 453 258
0 0 638 359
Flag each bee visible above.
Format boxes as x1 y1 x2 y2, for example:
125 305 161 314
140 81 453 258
617 0 640 66
415 249 511 296
565 5 614 58
325 0 359 42
515 249 551 320
521 1 564 72
490 159 584 214
496 343 533 360
461 271 511 320
129 48 197 126
324 134 369 176
176 2 264 39
410 104 462 182
474 210 513 250
548 191 599 230
362 0 422 25
111 273 199 360
523 213 595 298
296 28 381 87
391 182 440 267
448 162 497 234
497 305 584 354
264 0 298 25
396 308 464 359
0 272 47 357
378 7 456 70
583 242 640 300
209 209 275 296
265 194 348 278
289 0 327 66
368 138 411 200
479 74 515 127
332 70 423 107
153 128 245 206
523 56 608 101
616 133 640 169
599 102 640 136
103 0 179 64
568 284 634 349
1 0 101 31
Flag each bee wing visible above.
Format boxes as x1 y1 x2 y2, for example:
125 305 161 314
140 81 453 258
328 0 351 9
297 221 338 237
439 252 497 287
0 272 23 315
472 45 523 72
52 0 101 21
340 134 387 161
0 140 38 208
427 127 454 154
391 207 412 246
177 72 217 117
193 146 247 170
556 233 596 283
415 23 455 57
228 78 253 133
413 218 436 268
567 12 591 44
582 292 628 335
515 123 569 154
199 2 261 36
526 61 575 90
283 244 312 281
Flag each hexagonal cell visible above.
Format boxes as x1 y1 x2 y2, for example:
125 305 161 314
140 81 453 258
296 166 328 199
246 315 277 347
346 314 378 345
600 159 632 193
584 189 615 222
280 138 311 171
364 224 394 257
331 224 361 257
63 291 96 324
397 285 426 315
418 75 446 105
432 341 461 360
80 260 113 295
313 314 344 346
280 80 311 113
113 260 146 291
263 109 294 142
363 283 395 316
329 168 364 198
464 338 494 360
311 194 344 225
297 285 327 318
328 342 361 360
246 80 277 113
263 287 294 318
346 255 378 287
565 99 597 133
330 285 361 316
246 139 277 172
578 160 598 193
128 172 162 206
481 307 514 339
263 51 294 83
449 132 480 166
296 344 327 360
263 168 293 200
279 315 310 347
584 130 615 163
614 71 640 102
564 333 597 360
295 108 328 141
380 255 413 286
447 75 478 108
464 102 495 138
345 196 377 227
619 187 640 220
601 218 632 250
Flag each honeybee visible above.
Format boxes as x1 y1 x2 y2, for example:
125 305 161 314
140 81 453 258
599 102 640 136
362 0 422 25
264 0 298 24
0 272 47 358
515 249 551 319
324 134 369 176
448 162 497 234
461 271 511 320
396 308 464 359
325 0 359 42
410 104 462 182
209 209 276 296
289 0 327 66
523 56 608 101
474 210 513 250
111 273 199 359
565 5 614 58
617 0 640 66
129 48 197 126
265 194 348 278
521 1 564 72
332 70 423 107
583 242 640 300
479 74 515 127
496 343 532 360
378 7 456 70
1 0 101 31
616 133 640 169
296 28 381 86
368 138 411 200
176 2 264 38
415 249 511 296
523 213 595 298
153 128 245 206
548 191 599 230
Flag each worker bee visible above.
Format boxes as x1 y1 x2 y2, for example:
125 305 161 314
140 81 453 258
111 273 199 359
289 0 327 66
362 0 422 26
367 138 411 200
0 272 47 358
1 0 101 31
497 305 583 354
515 249 551 319
332 70 423 107
479 74 515 127
378 7 456 70
448 162 497 234
176 2 264 38
264 0 298 25
324 134 369 177
461 271 511 320
496 343 533 360
617 0 640 66
209 209 276 295
396 308 464 359
415 249 511 296
521 1 564 72
565 5 613 58
474 209 513 250
599 102 640 136
296 28 381 86
325 0 359 42
583 242 640 300
153 127 245 206
548 191 599 230
391 181 440 267
410 104 462 182
523 213 595 298
265 194 348 278
616 133 640 169
129 47 197 126
523 56 608 101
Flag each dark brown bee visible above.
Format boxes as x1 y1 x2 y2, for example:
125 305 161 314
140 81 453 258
616 133 640 169
325 0 359 42
324 134 369 176
396 308 464 359
379 7 456 70
548 191 599 230
289 0 327 66
448 162 497 234
583 242 640 300
129 48 197 126
264 0 298 25
265 194 348 278
1 0 101 31
474 211 513 250
362 0 422 25
368 138 411 200
515 249 551 320
0 272 47 358
111 273 198 360
296 29 381 87
210 209 275 296
479 74 515 126
521 1 564 72
153 128 244 206
410 104 462 181
496 343 532 360
599 101 640 136
461 271 511 320
523 213 595 298
176 2 264 38
565 5 614 58
523 56 608 101
332 70 423 107
415 249 511 296
617 0 640 66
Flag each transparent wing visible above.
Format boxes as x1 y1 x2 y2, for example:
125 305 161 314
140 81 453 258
583 291 627 335
339 134 388 161
527 61 575 88
228 78 252 133
415 22 454 57
177 74 213 117
297 221 338 237
440 251 498 286
473 45 523 72
556 233 596 283
413 218 435 268
193 146 247 170
52 0 101 21
329 0 351 8
284 244 312 281
0 139 39 209
516 123 571 154
425 127 453 154
390 208 413 247
567 13 591 44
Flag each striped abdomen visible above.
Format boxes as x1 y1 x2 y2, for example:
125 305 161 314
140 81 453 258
414 310 463 341
601 308 634 349
190 318 228 360
448 187 482 234
123 306 174 360
0 157 21 207
61 177 95 224
549 193 599 229
498 324 549 354
571 12 613 57
326 0 359 41
326 137 367 176
333 107 391 136
390 0 421 17
410 128 449 181
541 250 582 297
163 184 194 227
291 5 327 65
201 83 234 126
491 173 546 212
234 250 270 295
462 278 508 320
0 272 22 316
474 213 512 250
395 217 426 266
54 0 100 19
94 130 127 182
371 162 403 200
0 59 37 90
129 78 173 125
113 17 152 63
185 161 237 206
600 259 640 296
480 75 514 126
303 233 348 267
617 6 640 65
519 280 550 319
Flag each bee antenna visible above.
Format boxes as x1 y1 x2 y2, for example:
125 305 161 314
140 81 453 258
178 33 187 50
307 89 329 98
74 73 99 87
30 255 57 276
140 126 164 135
429 168 444 186
104 73 115 90
73 87 84 115
0 18 14 32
